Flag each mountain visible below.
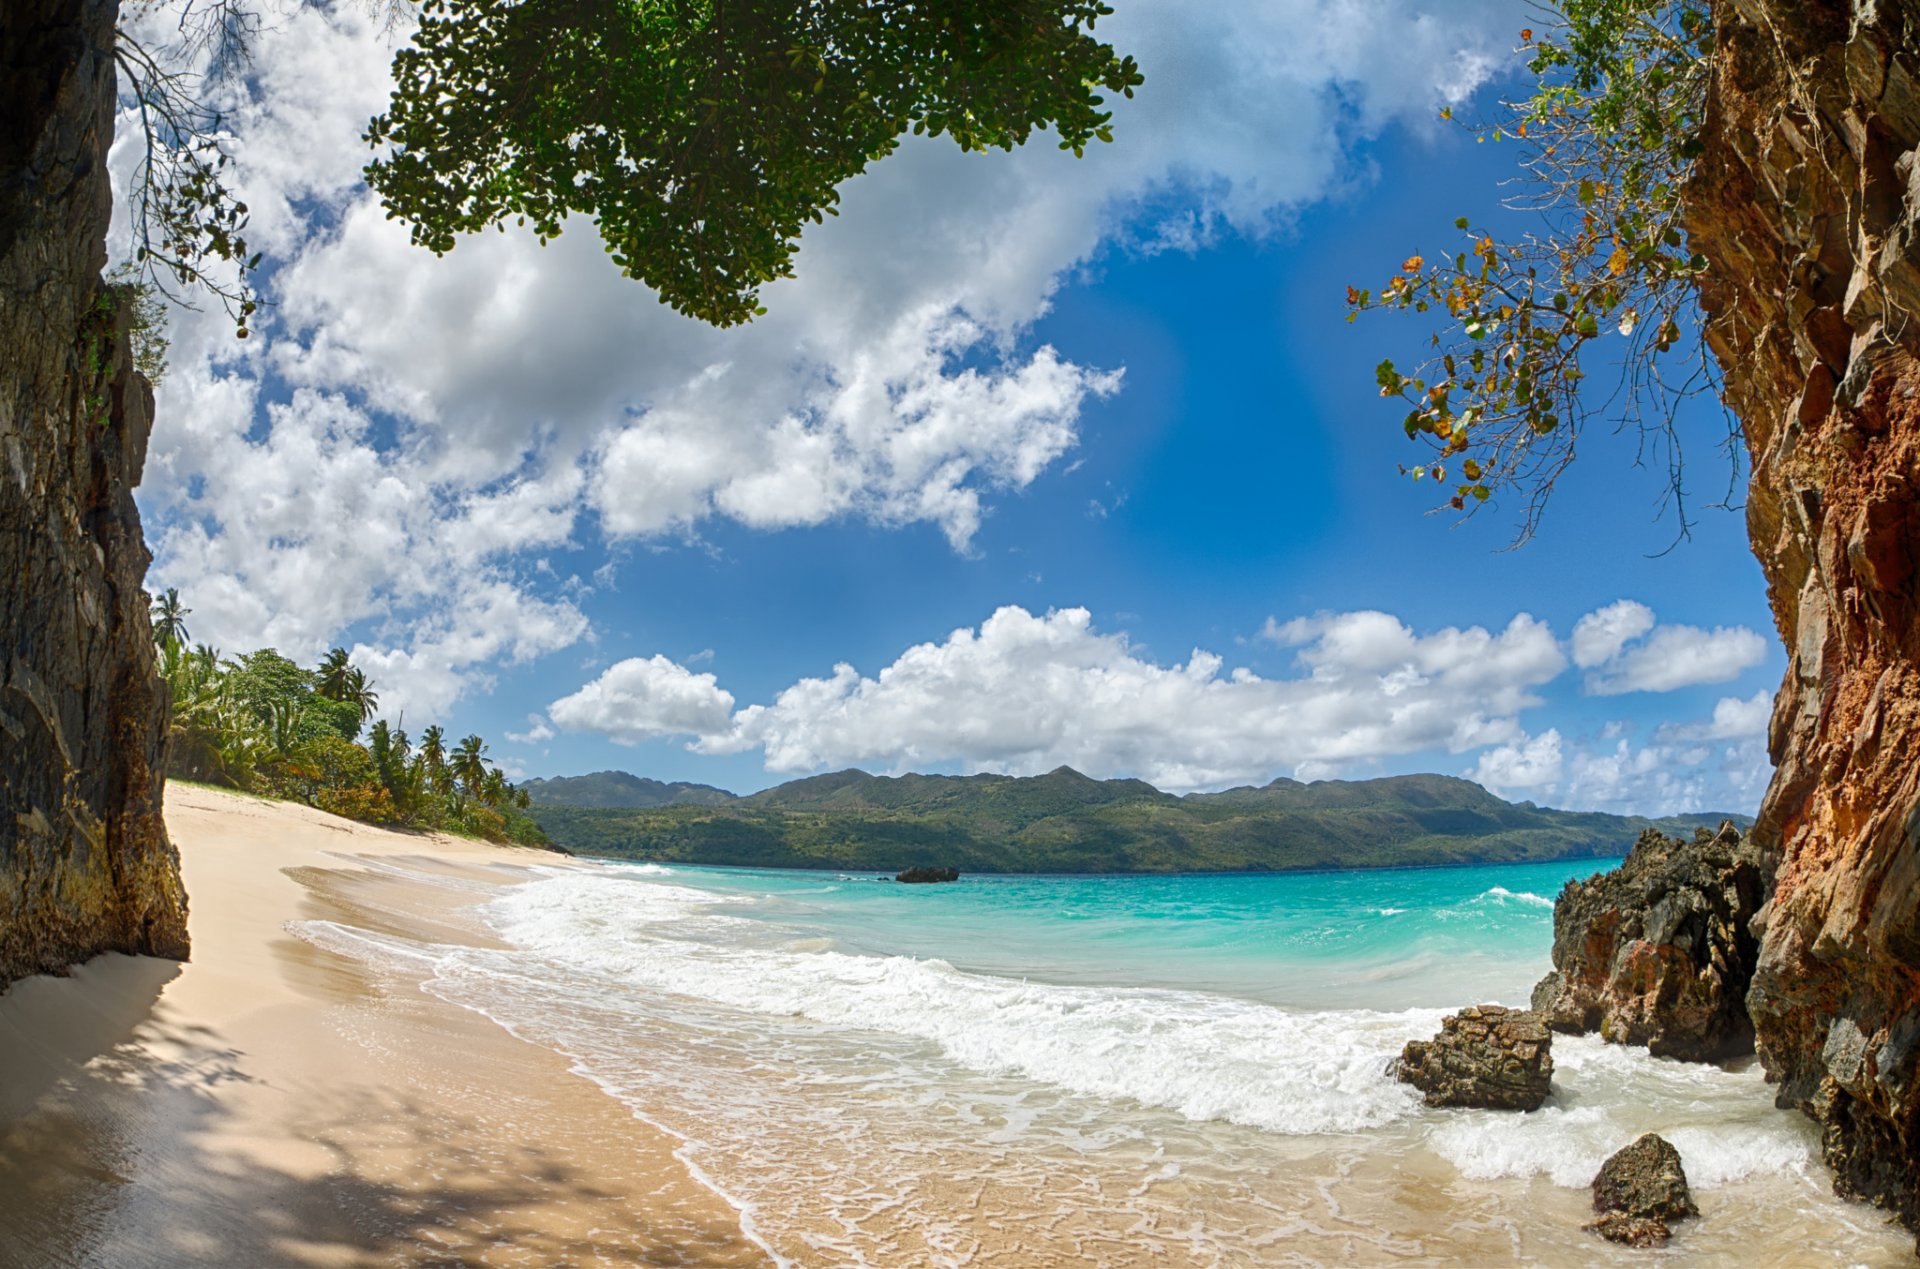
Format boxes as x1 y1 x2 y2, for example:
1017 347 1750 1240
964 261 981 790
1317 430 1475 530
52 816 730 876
518 770 737 809
527 767 1749 875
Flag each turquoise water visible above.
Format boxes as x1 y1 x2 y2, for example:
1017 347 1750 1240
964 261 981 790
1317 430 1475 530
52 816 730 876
650 858 1604 1010
298 852 1912 1265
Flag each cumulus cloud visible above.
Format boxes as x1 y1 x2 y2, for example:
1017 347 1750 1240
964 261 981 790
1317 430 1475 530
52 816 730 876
1570 600 1769 695
549 657 738 746
1471 689 1774 816
120 0 1529 706
551 605 1565 792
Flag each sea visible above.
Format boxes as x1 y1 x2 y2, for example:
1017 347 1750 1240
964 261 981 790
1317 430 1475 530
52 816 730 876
298 856 1914 1266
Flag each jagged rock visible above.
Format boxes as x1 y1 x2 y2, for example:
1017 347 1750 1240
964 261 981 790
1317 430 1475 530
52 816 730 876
1395 1005 1553 1111
1583 1134 1697 1247
1686 0 1920 1234
0 0 188 988
895 866 960 884
1530 821 1772 1062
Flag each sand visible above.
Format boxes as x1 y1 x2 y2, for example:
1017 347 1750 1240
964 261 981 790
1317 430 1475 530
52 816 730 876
0 784 769 1268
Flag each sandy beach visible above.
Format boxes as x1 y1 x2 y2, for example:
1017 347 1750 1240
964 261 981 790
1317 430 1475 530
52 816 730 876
0 784 767 1268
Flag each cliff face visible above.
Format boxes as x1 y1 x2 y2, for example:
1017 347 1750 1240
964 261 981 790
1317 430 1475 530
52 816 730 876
0 0 188 986
1688 0 1920 1227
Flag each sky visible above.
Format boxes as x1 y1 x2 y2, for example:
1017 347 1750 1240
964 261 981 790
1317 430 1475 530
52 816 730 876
116 1 1782 816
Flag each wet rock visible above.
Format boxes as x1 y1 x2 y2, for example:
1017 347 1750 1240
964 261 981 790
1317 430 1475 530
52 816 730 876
1530 822 1771 1062
1394 1004 1552 1111
895 866 960 884
1584 1133 1697 1247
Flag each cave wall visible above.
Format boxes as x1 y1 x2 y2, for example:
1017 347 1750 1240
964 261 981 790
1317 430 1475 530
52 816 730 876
0 0 188 986
1688 0 1920 1226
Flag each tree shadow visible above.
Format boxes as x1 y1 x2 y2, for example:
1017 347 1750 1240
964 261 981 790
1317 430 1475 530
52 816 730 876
0 965 765 1266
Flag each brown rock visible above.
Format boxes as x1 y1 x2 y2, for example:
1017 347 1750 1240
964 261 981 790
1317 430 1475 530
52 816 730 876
1395 1005 1553 1111
0 0 188 986
1530 822 1771 1062
1583 1133 1697 1247
1686 0 1920 1235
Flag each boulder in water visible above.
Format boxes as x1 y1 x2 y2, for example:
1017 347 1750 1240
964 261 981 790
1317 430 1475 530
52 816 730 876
1394 1004 1553 1111
1584 1133 1697 1246
895 866 960 884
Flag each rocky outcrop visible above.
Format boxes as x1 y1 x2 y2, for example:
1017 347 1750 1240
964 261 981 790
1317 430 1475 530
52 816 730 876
895 866 960 884
1394 1005 1553 1110
0 0 188 987
1685 0 1920 1232
1585 1133 1698 1248
1530 822 1772 1061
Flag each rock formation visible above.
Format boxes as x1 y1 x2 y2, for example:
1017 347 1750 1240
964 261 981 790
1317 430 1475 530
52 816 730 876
1585 1133 1699 1248
0 0 188 988
1530 821 1772 1061
1685 0 1920 1230
1394 1005 1554 1111
895 866 960 884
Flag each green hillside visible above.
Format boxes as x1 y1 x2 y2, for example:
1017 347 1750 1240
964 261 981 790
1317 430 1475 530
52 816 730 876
519 770 737 808
528 768 1746 874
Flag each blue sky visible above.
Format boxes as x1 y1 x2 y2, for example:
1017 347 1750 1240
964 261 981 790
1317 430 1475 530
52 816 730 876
121 2 1779 814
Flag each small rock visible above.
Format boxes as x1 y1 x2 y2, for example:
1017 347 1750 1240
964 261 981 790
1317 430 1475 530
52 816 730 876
1394 1004 1553 1111
1583 1212 1675 1248
895 866 960 884
1584 1133 1697 1246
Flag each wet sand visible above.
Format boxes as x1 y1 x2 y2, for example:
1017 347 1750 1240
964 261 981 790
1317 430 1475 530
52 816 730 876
0 784 769 1268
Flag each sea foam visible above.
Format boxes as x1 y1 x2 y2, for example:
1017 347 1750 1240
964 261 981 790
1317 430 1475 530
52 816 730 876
484 869 1443 1136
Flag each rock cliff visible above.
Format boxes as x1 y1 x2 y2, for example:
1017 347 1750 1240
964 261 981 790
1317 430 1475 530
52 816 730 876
1530 822 1772 1061
1688 0 1920 1230
0 0 188 986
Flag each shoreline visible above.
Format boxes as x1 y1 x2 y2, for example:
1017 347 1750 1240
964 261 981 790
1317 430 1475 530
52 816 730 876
0 783 769 1267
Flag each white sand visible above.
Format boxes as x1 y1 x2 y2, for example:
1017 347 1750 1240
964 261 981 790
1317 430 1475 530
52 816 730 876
0 783 767 1267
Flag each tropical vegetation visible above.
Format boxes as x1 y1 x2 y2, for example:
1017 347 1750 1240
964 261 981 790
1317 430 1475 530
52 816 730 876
150 592 551 848
528 765 1743 875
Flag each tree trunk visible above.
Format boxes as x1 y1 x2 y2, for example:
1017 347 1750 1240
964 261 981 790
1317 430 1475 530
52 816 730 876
1689 0 1920 1230
0 0 188 985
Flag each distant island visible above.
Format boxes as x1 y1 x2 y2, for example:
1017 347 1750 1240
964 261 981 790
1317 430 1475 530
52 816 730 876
524 767 1746 875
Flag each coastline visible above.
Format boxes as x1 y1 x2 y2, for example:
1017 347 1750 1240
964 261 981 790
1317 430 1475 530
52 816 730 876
0 783 768 1267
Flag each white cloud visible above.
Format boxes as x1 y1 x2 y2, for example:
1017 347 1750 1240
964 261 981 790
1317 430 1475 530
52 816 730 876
1469 729 1565 793
1471 690 1774 816
505 716 556 745
549 657 738 746
1657 690 1774 743
1571 600 1656 669
121 1 1529 704
1570 601 1769 695
555 605 1565 792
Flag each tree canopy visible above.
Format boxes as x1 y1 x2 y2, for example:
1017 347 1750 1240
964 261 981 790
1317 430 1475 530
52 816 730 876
364 0 1141 326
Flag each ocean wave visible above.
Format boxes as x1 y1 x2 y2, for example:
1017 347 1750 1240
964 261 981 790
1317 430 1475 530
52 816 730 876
482 871 1442 1136
1476 886 1555 908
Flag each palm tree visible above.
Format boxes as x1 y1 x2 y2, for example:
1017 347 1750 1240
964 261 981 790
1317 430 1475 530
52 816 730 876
342 667 379 724
451 734 489 797
418 725 449 796
316 647 353 700
150 588 191 648
481 767 509 807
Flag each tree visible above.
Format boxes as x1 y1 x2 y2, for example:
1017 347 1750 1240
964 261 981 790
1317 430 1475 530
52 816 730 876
150 587 191 648
316 647 353 700
1347 1 1721 541
418 724 449 795
342 667 379 725
451 733 488 797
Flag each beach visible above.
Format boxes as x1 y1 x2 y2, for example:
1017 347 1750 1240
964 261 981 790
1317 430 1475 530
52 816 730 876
0 784 766 1267
2 786 1913 1267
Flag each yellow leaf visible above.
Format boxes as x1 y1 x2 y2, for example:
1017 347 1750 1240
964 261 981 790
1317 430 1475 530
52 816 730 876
1608 245 1629 275
1402 254 1424 273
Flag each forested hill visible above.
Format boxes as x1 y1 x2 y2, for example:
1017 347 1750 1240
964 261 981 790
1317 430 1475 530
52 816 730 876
526 767 1746 875
519 770 737 808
